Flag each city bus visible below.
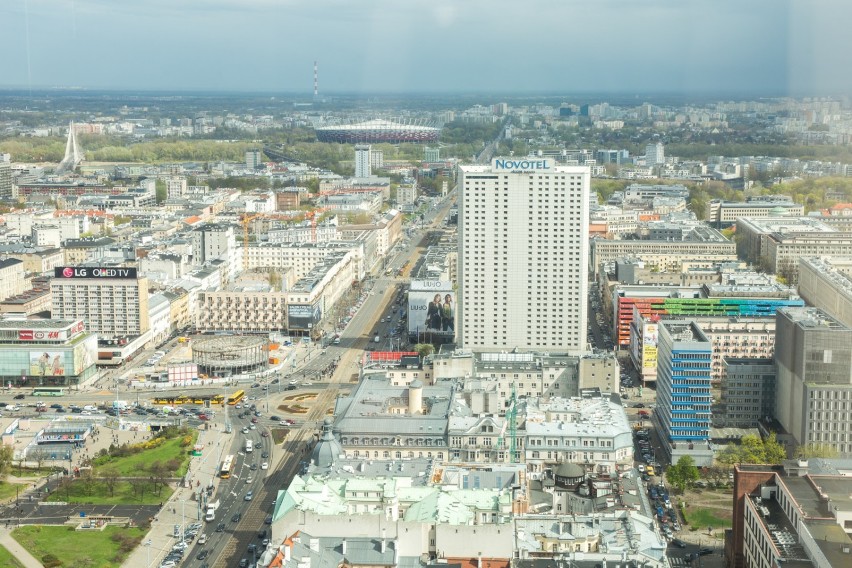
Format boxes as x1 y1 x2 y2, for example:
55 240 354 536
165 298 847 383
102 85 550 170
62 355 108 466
220 454 235 479
227 390 245 405
32 387 65 397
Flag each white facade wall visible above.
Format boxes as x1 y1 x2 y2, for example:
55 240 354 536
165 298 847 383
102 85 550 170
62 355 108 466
458 160 589 354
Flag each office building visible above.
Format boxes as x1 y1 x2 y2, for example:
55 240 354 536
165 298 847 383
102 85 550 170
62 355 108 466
613 282 802 349
50 266 150 340
354 144 371 178
774 307 852 456
655 321 713 465
797 256 852 328
591 228 736 276
0 319 98 387
720 358 776 428
705 197 805 228
727 460 852 568
458 159 589 353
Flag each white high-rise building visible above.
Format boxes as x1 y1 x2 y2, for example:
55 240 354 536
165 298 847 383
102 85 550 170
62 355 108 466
458 158 590 353
354 145 371 178
645 142 665 165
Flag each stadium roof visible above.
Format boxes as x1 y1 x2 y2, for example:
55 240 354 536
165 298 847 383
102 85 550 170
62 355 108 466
316 119 439 143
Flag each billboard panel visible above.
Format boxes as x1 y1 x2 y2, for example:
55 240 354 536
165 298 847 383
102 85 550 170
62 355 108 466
287 303 322 331
408 280 455 339
29 352 66 377
54 267 137 279
72 335 98 376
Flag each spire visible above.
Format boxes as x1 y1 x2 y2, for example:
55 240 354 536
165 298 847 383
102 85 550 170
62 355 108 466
57 121 84 173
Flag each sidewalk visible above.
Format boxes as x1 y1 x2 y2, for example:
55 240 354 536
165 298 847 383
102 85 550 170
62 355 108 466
0 528 43 568
121 418 235 568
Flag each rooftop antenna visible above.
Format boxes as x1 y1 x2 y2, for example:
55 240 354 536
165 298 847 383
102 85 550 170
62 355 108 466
313 60 319 101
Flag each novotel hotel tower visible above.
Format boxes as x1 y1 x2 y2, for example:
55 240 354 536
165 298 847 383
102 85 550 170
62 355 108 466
458 158 590 353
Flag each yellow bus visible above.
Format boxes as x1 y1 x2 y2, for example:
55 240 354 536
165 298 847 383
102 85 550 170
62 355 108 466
227 390 245 405
220 454 235 478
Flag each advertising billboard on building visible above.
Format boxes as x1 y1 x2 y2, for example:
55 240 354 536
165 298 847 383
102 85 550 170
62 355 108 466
287 303 322 331
408 280 455 340
29 352 66 377
54 266 138 279
642 323 658 370
72 335 97 376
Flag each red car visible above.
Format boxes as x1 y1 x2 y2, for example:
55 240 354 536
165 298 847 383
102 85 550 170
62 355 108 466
251 417 258 424
198 414 208 421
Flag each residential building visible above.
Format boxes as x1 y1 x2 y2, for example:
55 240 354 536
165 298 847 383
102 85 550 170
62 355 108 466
655 321 714 465
354 144 371 178
0 157 13 201
645 142 665 165
0 258 26 303
166 176 187 198
196 284 288 333
774 307 852 457
522 394 633 474
61 237 117 265
245 148 262 170
50 266 150 339
458 159 589 353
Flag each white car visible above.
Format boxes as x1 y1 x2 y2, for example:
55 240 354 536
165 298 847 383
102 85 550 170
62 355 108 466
250 425 256 430
261 462 268 470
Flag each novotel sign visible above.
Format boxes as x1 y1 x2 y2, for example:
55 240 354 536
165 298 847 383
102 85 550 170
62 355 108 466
54 267 138 279
492 158 551 171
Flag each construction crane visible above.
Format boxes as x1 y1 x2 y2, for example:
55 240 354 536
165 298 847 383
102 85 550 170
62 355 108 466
497 384 519 463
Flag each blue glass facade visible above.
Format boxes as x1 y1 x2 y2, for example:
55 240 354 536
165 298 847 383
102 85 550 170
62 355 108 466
656 321 712 442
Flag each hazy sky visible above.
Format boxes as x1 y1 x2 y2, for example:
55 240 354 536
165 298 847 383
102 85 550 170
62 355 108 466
1 0 851 95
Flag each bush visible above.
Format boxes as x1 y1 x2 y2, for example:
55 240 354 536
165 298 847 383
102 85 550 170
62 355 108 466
42 553 61 568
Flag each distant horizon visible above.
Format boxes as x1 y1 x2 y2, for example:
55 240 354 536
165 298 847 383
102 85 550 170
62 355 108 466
0 86 837 102
2 1 851 96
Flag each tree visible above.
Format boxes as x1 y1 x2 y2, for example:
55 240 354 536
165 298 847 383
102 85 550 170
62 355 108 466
99 468 120 497
128 477 148 501
795 443 839 460
0 445 12 478
414 344 434 358
29 448 48 472
716 433 787 466
667 456 700 494
155 180 167 204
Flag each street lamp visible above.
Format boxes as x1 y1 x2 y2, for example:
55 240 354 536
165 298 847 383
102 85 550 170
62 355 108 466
144 539 152 567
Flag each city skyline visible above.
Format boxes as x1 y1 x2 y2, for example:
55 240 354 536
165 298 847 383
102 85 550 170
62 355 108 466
1 0 851 95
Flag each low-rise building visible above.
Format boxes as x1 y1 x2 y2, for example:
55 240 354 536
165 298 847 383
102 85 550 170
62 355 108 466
0 319 98 387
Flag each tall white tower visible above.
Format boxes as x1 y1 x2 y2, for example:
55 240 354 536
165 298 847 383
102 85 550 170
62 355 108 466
57 121 84 174
457 158 590 354
354 145 371 179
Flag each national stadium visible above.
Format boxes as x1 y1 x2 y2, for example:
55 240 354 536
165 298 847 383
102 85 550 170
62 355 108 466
315 118 439 144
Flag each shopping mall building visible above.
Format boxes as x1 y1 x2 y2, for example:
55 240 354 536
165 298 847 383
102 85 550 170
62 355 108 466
0 320 98 387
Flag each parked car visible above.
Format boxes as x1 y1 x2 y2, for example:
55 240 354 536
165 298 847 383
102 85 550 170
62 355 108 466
13 394 25 400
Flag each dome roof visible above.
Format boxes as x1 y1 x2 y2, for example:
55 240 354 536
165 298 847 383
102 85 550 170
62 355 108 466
555 462 585 479
310 418 343 469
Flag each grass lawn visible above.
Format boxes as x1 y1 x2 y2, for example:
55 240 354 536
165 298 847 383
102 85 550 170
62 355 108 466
683 506 732 529
12 525 146 567
0 544 24 568
47 479 173 505
0 481 25 502
92 432 198 477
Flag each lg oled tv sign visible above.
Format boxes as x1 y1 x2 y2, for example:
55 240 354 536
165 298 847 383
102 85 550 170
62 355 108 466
54 267 138 279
